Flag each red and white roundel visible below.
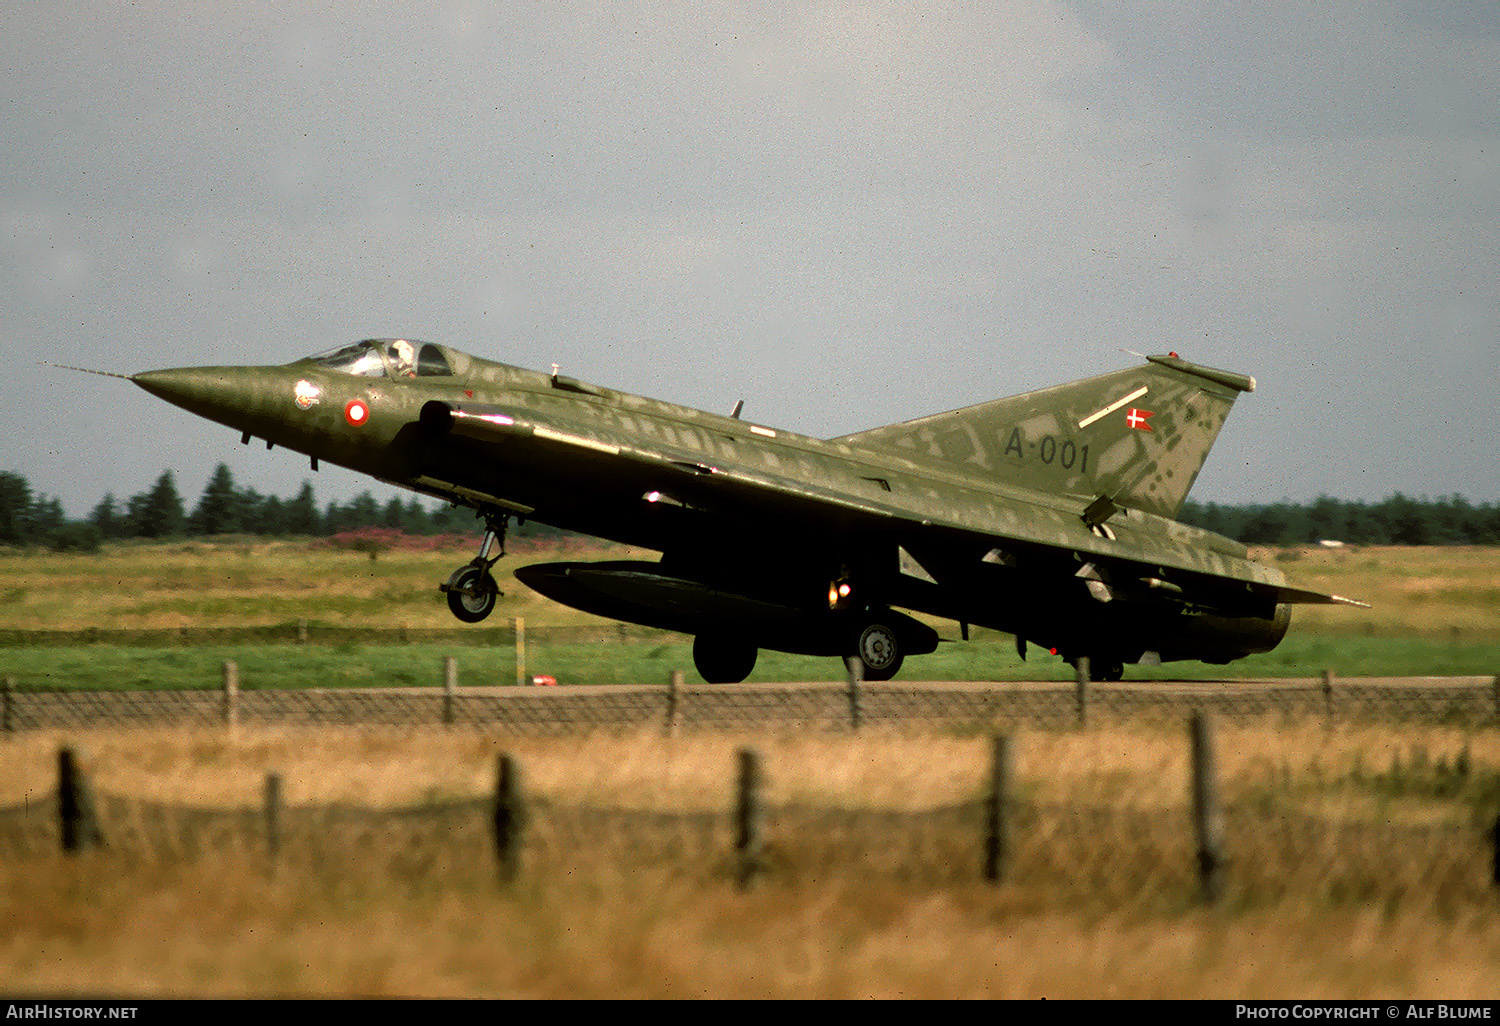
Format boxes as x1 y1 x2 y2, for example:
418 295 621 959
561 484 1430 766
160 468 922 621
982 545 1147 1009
344 398 371 427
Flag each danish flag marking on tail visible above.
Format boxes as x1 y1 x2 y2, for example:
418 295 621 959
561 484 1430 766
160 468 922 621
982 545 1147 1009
1078 385 1149 429
1126 408 1154 431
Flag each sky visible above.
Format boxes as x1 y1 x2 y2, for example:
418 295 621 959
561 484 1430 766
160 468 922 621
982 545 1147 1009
3 2 1497 519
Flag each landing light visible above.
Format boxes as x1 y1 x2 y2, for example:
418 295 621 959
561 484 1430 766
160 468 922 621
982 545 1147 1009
642 490 686 508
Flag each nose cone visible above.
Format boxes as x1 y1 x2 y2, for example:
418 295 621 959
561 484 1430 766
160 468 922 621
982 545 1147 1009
132 366 261 429
133 366 213 404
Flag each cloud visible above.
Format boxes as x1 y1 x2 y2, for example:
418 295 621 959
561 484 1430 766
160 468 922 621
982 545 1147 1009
2 3 1496 515
1064 1 1500 139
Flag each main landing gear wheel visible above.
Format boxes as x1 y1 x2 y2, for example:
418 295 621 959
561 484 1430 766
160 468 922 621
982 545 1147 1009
445 564 500 623
1072 656 1124 682
850 620 903 682
693 635 757 684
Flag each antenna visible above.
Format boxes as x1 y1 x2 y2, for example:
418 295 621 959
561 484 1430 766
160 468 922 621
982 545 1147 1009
40 362 132 380
730 399 744 419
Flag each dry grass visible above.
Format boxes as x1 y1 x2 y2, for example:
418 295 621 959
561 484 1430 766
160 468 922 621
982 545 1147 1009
0 727 985 811
5 858 1499 998
4 721 1495 813
0 537 649 632
2 723 1498 997
1261 545 1500 639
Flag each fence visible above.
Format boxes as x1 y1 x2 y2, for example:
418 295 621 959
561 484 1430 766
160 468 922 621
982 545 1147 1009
3 669 1499 734
6 722 1499 910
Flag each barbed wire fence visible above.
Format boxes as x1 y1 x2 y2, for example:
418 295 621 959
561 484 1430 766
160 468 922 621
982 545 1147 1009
4 722 1499 909
3 659 1500 908
2 665 1498 734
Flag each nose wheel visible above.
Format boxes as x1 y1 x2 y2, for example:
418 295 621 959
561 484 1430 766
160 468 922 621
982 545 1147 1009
444 564 500 622
440 514 507 623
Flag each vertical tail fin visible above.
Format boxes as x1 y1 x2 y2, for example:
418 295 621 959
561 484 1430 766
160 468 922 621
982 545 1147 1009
832 354 1256 518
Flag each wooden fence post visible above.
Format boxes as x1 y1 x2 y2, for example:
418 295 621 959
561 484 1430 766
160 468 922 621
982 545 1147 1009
1190 712 1225 903
222 660 239 728
264 772 282 875
493 753 526 884
1322 668 1335 725
845 656 864 731
984 733 1014 883
443 656 457 726
513 617 526 687
1491 810 1500 890
58 746 103 853
665 669 683 736
297 618 308 644
735 748 764 890
1074 656 1090 729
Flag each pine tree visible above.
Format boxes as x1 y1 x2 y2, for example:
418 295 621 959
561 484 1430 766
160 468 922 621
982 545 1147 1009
346 491 380 527
190 463 239 535
132 471 185 538
237 487 264 533
0 471 33 544
258 495 288 536
89 493 124 539
403 498 431 534
29 495 65 538
285 482 320 536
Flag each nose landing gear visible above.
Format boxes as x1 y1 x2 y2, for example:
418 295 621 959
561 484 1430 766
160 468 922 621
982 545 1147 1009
440 514 508 623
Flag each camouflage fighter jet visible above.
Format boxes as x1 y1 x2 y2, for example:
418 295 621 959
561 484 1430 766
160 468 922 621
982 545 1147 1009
120 339 1365 683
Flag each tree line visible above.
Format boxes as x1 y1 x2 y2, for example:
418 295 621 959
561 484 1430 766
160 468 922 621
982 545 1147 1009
3 466 1498 551
0 465 523 552
1177 495 1500 546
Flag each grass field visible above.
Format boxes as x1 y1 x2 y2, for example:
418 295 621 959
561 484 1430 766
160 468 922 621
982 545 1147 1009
15 852 1498 998
3 541 1498 997
1 539 1497 686
3 724 1498 998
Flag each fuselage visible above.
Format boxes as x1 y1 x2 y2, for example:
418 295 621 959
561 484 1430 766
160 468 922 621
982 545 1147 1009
134 339 1298 669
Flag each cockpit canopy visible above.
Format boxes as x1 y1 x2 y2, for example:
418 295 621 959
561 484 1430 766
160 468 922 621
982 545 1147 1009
305 339 452 379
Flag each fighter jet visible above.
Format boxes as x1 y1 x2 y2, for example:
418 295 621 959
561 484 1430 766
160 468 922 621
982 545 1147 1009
119 338 1364 683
